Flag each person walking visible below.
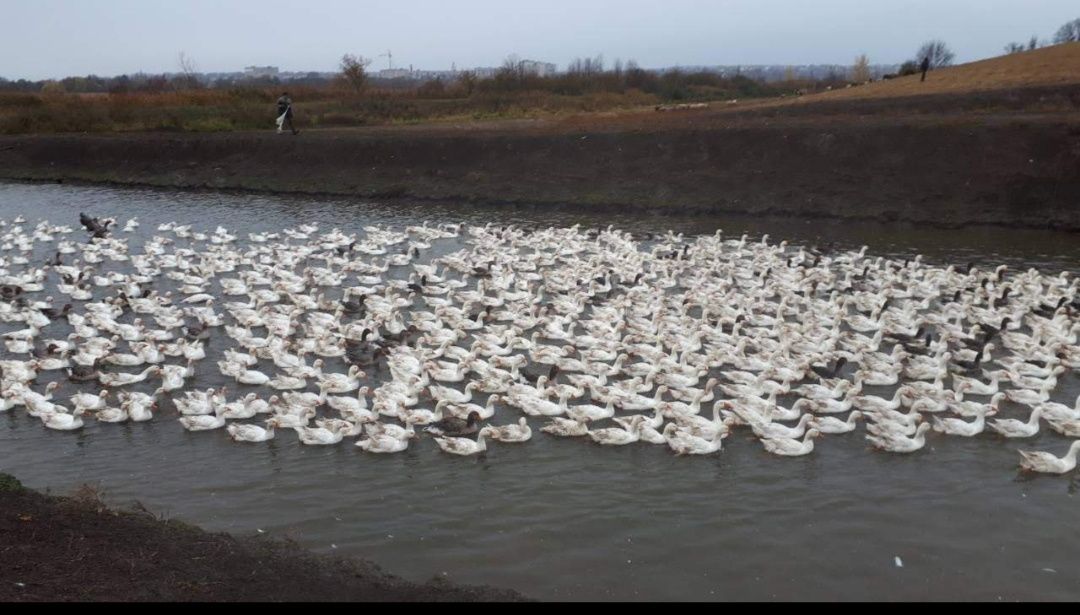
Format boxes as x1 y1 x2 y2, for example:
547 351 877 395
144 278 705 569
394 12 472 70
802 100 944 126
276 92 299 135
920 56 931 82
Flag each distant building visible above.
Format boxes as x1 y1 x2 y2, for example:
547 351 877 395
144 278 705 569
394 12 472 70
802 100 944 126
377 68 412 80
519 60 557 76
244 66 279 79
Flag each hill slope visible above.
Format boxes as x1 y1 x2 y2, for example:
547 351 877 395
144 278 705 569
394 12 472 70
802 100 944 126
803 41 1080 103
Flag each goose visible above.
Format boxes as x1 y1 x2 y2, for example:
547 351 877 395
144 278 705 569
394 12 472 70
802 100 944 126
95 405 130 423
268 373 308 390
175 388 224 416
429 381 480 405
314 418 365 437
482 418 532 443
952 372 1003 396
221 393 262 420
809 411 863 435
517 390 571 417
98 365 162 387
356 433 411 453
636 420 670 444
437 393 500 421
795 393 855 415
750 413 814 440
271 407 316 429
865 409 924 435
179 407 227 431
540 417 590 437
667 429 725 455
434 431 488 456
41 408 86 431
760 429 821 457
1018 440 1080 474
364 419 419 441
1009 366 1066 392
566 398 617 423
617 385 669 412
226 419 279 443
0 391 19 413
988 408 1042 438
317 365 365 394
1004 379 1055 407
932 407 994 437
424 411 482 436
588 417 642 446
70 390 111 412
613 406 664 431
867 422 933 453
121 393 156 422
325 387 374 421
671 401 735 439
158 362 193 392
67 363 100 383
1035 395 1080 422
295 424 346 446
853 389 905 413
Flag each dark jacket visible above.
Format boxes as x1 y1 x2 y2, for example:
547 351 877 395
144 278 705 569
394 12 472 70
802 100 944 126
277 96 293 117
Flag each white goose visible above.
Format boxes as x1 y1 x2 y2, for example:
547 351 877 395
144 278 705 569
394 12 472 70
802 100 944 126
809 411 863 435
588 416 642 446
434 430 488 456
356 433 411 453
227 419 279 443
41 408 86 431
867 422 932 453
482 418 532 443
1018 440 1080 475
988 408 1042 438
760 429 821 457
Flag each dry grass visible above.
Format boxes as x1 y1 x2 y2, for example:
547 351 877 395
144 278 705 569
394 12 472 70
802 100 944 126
0 87 666 134
803 41 1080 103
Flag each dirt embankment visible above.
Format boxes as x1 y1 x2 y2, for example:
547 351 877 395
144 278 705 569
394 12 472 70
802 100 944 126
1 88 1079 230
0 474 527 602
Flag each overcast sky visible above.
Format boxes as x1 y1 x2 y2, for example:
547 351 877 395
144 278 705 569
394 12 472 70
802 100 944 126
4 0 1077 79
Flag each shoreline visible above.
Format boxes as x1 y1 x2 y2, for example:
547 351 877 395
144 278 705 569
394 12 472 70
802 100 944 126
0 474 529 602
4 174 1080 234
1 101 1079 232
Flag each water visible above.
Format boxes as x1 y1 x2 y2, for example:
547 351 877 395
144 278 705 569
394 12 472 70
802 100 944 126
1 181 1079 601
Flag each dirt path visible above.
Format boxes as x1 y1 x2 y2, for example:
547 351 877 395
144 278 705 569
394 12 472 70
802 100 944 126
0 475 527 602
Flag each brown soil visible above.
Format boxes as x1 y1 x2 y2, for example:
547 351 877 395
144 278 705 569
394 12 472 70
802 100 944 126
1 45 1079 230
0 475 527 602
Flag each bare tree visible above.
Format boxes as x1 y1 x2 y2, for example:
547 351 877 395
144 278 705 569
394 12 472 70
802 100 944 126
1004 42 1026 54
176 51 201 89
915 40 955 69
1054 18 1080 43
851 54 871 82
458 70 477 96
339 54 372 94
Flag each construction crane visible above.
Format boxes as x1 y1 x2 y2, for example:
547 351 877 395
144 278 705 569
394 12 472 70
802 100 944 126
379 50 393 70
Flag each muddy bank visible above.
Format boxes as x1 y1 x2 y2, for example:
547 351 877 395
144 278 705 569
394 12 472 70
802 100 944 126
1 109 1079 230
0 474 527 602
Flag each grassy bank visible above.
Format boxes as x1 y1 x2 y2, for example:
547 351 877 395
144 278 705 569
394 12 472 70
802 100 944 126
0 473 527 602
0 68 785 135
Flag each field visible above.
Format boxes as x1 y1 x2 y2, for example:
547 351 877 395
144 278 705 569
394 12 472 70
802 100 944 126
0 67 784 135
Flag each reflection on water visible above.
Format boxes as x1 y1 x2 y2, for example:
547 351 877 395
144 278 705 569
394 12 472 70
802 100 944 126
1 181 1079 601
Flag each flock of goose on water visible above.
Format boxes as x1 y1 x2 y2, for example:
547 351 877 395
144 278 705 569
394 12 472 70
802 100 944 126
1 212 1079 474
